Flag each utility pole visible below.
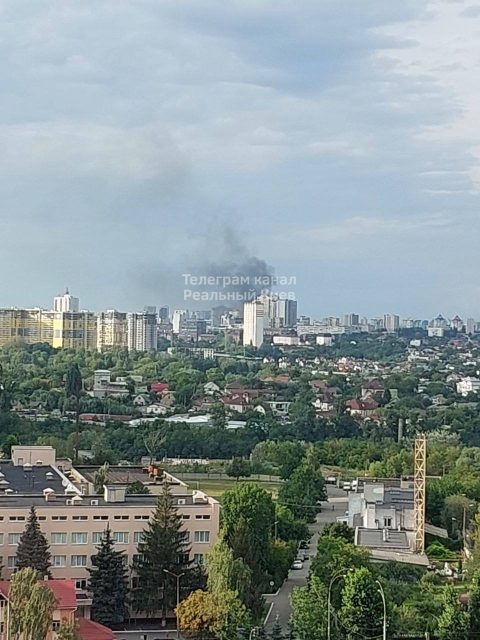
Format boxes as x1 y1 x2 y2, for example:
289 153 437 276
376 580 387 640
164 568 184 639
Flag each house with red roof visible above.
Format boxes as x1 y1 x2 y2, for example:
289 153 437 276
346 397 380 418
0 579 114 640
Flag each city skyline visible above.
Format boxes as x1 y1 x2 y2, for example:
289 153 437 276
1 2 480 316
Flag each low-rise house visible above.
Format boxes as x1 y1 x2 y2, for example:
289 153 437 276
457 377 480 396
345 397 379 418
0 579 115 639
204 382 221 395
361 378 386 397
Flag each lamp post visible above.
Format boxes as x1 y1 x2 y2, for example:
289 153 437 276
327 569 351 640
163 568 184 639
376 580 387 640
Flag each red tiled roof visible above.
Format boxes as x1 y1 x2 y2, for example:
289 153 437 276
78 618 115 640
151 382 169 393
0 579 76 609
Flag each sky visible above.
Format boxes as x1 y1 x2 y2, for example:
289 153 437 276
0 0 480 318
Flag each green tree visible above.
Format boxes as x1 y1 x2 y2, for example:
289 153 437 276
93 462 109 494
1 433 19 458
226 457 252 482
311 535 370 589
133 483 193 619
290 576 327 640
9 568 56 640
470 569 480 635
16 506 51 578
177 589 250 640
222 483 275 588
126 480 151 494
320 522 354 543
88 527 128 626
278 461 326 522
438 586 469 640
207 532 252 603
339 568 385 640
269 615 285 640
65 363 83 462
56 621 80 640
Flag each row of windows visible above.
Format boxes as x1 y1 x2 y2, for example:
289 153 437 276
8 553 207 570
0 531 210 545
5 513 211 522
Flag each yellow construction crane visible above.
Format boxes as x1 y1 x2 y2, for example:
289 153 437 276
414 435 427 554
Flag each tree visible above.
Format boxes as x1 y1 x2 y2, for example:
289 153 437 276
290 576 328 640
126 480 150 494
65 363 82 462
93 462 109 494
88 527 128 626
133 483 193 618
311 535 370 589
320 521 354 543
177 589 250 640
1 433 19 458
470 569 480 635
16 506 51 578
438 586 469 640
226 457 252 482
340 568 385 640
269 615 285 640
9 568 56 640
56 621 80 640
278 461 326 522
222 483 275 588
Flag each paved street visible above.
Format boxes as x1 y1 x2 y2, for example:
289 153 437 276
265 486 348 630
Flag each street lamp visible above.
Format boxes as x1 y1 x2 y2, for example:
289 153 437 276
376 580 387 640
327 569 351 640
163 568 184 639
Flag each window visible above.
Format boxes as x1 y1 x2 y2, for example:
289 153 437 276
113 532 129 544
92 532 105 544
38 516 46 521
133 553 144 565
52 556 66 568
383 517 393 528
72 515 88 521
9 516 25 522
71 555 87 567
193 553 205 565
75 579 88 590
7 556 17 569
93 515 108 521
0 533 4 545
114 515 129 520
195 514 210 520
194 531 210 543
51 533 67 545
134 531 144 544
72 532 88 544
8 533 21 546
52 516 67 521
134 515 149 520
180 531 190 543
52 622 61 632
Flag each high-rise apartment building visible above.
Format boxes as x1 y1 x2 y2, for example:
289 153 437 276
243 300 264 347
52 312 97 350
172 309 187 334
159 306 170 324
0 308 54 346
342 313 359 327
53 289 79 313
275 299 298 327
97 311 128 350
127 312 157 351
383 314 400 333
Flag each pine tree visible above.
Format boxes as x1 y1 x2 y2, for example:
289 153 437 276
16 506 51 578
88 526 128 627
269 615 285 640
133 483 193 618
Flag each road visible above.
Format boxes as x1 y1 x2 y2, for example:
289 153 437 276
264 486 348 630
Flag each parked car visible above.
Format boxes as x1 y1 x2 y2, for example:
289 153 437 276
292 559 303 570
299 540 309 549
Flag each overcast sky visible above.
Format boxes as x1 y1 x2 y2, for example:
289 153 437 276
0 0 479 318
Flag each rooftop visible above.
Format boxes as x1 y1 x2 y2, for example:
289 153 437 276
0 492 211 509
0 462 69 495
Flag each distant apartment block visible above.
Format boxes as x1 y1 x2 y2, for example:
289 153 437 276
383 314 400 333
127 312 157 351
243 300 265 348
457 377 480 397
97 310 128 350
53 289 80 313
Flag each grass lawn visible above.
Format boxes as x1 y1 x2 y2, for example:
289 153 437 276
186 477 283 501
